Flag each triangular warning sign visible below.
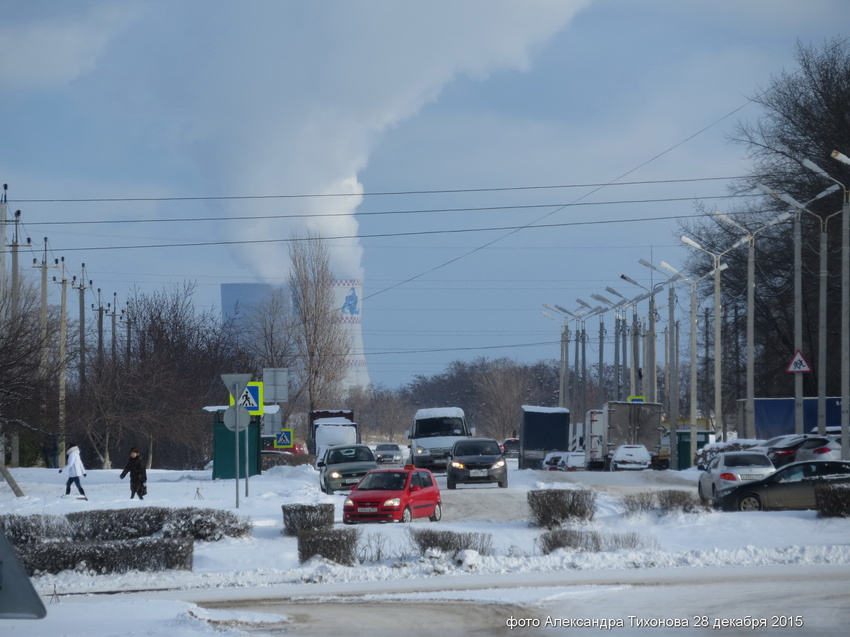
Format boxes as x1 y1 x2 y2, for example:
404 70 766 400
786 350 812 373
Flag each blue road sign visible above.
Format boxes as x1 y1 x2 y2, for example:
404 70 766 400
275 430 293 448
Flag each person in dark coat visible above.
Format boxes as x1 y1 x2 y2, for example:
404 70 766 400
119 447 147 500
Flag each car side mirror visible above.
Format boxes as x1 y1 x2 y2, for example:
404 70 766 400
410 485 421 492
316 461 325 468
697 464 705 471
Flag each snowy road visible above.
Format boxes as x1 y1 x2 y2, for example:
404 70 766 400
186 564 850 636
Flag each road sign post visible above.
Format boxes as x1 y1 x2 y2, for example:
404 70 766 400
221 374 252 509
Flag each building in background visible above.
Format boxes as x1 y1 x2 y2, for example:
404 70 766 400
220 280 369 392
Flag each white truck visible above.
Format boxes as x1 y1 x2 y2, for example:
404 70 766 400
313 418 359 465
572 409 605 471
407 407 475 471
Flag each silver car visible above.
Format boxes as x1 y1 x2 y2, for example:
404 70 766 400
794 436 843 462
698 451 775 502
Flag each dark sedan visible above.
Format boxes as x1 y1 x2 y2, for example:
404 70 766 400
446 438 508 489
714 460 850 512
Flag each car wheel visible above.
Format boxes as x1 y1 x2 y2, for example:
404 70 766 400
429 502 442 522
738 494 763 512
498 479 508 488
447 478 456 490
401 506 413 523
698 483 707 504
711 486 717 500
322 480 333 495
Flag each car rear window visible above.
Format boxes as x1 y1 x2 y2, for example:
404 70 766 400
724 454 772 467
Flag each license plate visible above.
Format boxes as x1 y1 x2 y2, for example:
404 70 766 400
740 474 760 481
469 469 487 477
357 507 377 513
344 478 359 484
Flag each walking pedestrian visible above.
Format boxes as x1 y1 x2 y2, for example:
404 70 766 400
119 447 147 500
59 443 87 499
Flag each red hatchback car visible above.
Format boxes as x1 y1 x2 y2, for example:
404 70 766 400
343 466 442 524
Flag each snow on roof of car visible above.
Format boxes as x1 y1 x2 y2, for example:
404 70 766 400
414 407 465 419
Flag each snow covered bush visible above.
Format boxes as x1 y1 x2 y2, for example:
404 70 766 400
620 492 656 516
656 489 702 514
0 513 74 545
527 489 596 528
816 483 850 518
281 503 334 536
537 528 654 554
18 537 193 576
64 507 252 541
407 528 493 558
297 527 360 566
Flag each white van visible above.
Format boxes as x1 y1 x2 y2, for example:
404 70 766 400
407 407 475 471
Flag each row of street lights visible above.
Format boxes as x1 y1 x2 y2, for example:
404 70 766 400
543 149 849 463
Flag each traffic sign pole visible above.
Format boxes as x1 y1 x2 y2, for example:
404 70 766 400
221 374 252 509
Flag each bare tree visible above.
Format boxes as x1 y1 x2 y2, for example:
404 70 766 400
680 38 850 411
288 231 351 411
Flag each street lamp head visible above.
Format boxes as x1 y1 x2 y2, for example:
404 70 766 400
575 298 592 310
832 149 850 167
591 293 614 306
638 258 658 272
620 273 643 289
802 157 831 180
660 261 683 277
681 235 704 251
554 304 572 315
541 311 557 322
715 212 742 230
605 286 626 300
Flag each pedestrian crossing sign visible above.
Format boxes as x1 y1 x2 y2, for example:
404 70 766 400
275 429 293 449
229 382 264 415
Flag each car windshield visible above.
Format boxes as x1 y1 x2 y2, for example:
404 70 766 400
414 417 465 438
376 444 399 451
357 472 407 491
724 454 772 468
328 447 373 464
454 441 501 455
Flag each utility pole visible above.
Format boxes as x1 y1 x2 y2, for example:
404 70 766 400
8 209 29 466
33 239 56 466
110 292 119 362
75 265 90 391
54 258 74 467
598 316 605 406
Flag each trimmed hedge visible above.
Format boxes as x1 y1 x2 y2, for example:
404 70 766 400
19 537 193 576
407 528 493 557
1 507 252 545
816 483 850 517
527 489 596 528
281 503 334 536
297 527 359 565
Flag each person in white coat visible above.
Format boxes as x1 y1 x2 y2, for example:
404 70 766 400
59 443 87 499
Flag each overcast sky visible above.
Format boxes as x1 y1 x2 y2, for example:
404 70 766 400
2 0 848 389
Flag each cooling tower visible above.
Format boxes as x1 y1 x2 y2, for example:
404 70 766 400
333 279 370 391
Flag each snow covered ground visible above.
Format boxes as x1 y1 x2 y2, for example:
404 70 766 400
2 461 850 636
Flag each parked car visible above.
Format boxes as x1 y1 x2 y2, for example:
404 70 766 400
749 433 805 455
764 435 813 467
609 445 652 471
543 452 585 471
317 444 377 494
374 443 405 465
446 438 508 489
714 460 850 512
343 466 441 524
794 436 843 462
697 451 775 502
500 438 520 458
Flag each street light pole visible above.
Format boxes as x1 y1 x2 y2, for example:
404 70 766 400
682 236 730 441
832 150 850 461
715 211 792 439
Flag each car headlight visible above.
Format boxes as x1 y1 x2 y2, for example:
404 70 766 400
383 498 401 507
330 471 342 479
450 461 465 469
492 459 505 469
415 447 429 455
344 498 354 506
